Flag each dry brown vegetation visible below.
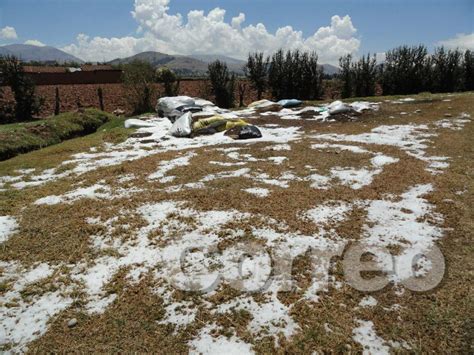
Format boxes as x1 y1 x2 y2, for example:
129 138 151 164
0 92 472 353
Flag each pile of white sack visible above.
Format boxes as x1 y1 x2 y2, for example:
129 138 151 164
156 96 229 123
124 96 379 139
246 98 377 115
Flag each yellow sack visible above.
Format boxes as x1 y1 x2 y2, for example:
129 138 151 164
192 116 226 131
225 119 248 130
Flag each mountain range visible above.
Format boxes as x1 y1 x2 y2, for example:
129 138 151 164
0 44 83 64
108 51 340 76
0 44 340 75
108 51 247 76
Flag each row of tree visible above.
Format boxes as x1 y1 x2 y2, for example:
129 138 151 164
245 50 324 101
205 49 327 110
339 45 474 98
2 45 473 120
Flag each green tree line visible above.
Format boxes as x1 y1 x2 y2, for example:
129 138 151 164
339 45 474 98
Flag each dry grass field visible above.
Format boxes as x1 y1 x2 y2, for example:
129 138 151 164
0 92 473 353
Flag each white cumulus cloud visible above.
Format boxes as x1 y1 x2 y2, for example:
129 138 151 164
24 39 46 47
62 0 360 64
438 33 474 51
0 26 18 40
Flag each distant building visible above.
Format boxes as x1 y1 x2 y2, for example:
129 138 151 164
23 66 68 73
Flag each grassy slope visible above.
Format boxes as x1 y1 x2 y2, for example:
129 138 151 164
0 117 132 176
0 109 117 161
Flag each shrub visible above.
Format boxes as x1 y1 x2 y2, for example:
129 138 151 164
0 55 44 121
121 60 156 114
207 60 235 108
156 67 180 96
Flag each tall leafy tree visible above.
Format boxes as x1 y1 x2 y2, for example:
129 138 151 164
353 54 377 97
381 45 430 95
207 60 235 108
245 52 269 100
268 49 285 100
156 67 180 97
463 49 474 91
339 54 353 98
431 47 463 93
121 60 157 114
267 49 324 100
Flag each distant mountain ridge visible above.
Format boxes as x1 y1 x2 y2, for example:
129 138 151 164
109 51 340 76
0 44 340 76
321 64 340 75
189 54 247 66
108 51 241 76
0 44 83 64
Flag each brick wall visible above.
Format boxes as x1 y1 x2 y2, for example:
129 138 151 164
25 70 123 85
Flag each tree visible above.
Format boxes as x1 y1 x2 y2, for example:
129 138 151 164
238 81 247 107
267 49 323 100
353 54 377 97
121 60 156 114
156 67 180 96
431 47 463 93
0 55 43 121
337 54 377 98
301 51 324 100
207 60 235 108
245 52 268 100
268 49 285 100
339 54 353 98
381 45 430 95
464 50 474 91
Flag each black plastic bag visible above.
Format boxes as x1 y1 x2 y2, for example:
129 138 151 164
225 125 262 140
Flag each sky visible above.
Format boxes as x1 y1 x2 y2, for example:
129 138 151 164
0 0 473 64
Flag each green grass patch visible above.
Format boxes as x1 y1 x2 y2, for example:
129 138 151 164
0 109 117 161
0 116 133 177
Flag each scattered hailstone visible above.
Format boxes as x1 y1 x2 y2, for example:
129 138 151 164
244 188 270 198
359 296 378 308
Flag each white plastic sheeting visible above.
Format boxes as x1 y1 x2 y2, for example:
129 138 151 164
169 112 193 137
156 96 195 121
328 100 352 115
124 119 159 129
